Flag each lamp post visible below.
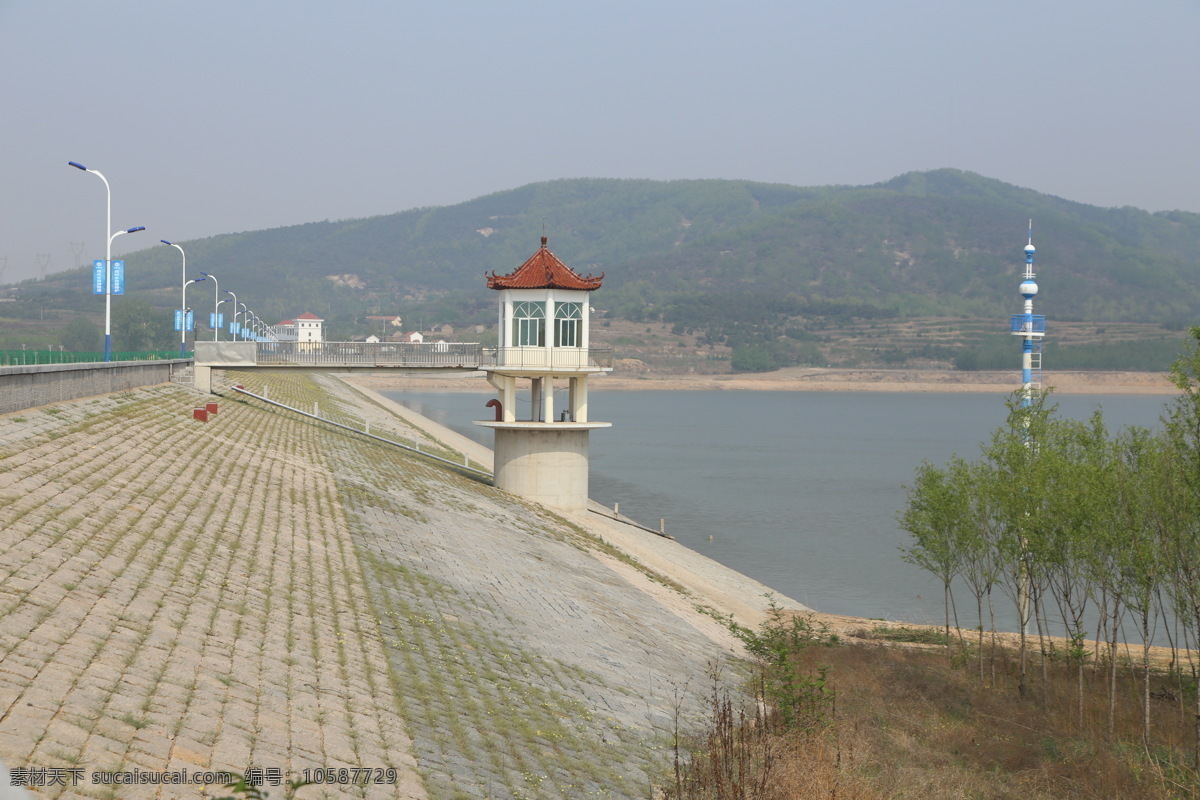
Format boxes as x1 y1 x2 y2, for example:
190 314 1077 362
69 161 144 361
182 277 202 350
217 297 231 341
161 240 187 356
105 226 145 357
198 272 220 341
225 290 238 341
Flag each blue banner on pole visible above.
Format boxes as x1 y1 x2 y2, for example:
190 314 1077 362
93 260 105 294
111 261 124 295
185 310 194 332
174 309 184 332
208 312 225 329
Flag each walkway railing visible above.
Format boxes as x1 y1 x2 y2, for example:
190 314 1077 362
479 346 613 370
255 341 482 367
241 342 614 370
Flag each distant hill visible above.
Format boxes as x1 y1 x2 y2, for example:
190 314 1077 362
10 169 1200 368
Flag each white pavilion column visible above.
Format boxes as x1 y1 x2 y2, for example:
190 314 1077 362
530 378 542 422
542 376 555 423
569 376 588 423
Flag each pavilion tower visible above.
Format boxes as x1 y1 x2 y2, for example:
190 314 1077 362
475 237 612 512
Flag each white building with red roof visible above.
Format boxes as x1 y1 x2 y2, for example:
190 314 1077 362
273 312 324 345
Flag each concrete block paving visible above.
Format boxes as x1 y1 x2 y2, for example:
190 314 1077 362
0 385 423 799
1 372 759 800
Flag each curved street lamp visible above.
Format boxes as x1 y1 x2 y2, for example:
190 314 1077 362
224 290 239 341
161 240 187 356
198 272 220 341
182 278 203 346
69 161 145 361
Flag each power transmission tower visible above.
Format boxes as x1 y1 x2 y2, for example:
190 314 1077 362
70 241 85 269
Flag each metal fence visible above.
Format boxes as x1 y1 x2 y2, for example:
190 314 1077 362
0 350 187 366
254 341 484 367
479 346 613 370
245 342 615 370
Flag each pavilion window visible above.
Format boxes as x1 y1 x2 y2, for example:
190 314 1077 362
512 301 545 346
554 302 582 347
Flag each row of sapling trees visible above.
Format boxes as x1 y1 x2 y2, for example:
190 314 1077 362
901 327 1200 758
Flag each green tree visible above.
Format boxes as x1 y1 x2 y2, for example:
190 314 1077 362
1108 426 1168 746
1160 326 1200 761
61 317 100 352
901 458 972 649
112 298 174 352
730 344 777 372
955 459 1004 682
1040 414 1112 725
982 391 1061 698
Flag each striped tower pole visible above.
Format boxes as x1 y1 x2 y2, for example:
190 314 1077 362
1014 220 1043 406
1010 221 1044 643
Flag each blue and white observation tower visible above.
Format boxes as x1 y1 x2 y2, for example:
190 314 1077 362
1010 221 1045 404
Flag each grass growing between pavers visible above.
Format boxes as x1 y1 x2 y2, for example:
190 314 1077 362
222 371 470 469
0 382 418 799
230 371 659 797
355 548 653 800
291 383 696 798
2 371 735 799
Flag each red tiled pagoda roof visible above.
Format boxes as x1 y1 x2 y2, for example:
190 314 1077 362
486 237 604 291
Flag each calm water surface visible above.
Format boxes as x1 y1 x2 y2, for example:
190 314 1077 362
384 388 1171 626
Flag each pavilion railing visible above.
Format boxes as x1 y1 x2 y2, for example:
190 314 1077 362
479 346 613 370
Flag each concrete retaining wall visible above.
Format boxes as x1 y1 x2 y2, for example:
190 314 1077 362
0 359 191 414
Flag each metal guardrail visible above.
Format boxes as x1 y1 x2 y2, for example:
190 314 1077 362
229 384 494 478
247 342 614 370
255 341 482 367
1010 314 1046 334
479 346 613 370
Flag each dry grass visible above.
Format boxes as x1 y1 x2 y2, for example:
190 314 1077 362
669 638 1200 800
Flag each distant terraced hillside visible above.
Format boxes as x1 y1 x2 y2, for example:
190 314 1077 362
0 373 795 799
8 169 1200 372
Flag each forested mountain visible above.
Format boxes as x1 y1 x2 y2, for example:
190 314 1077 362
12 169 1200 365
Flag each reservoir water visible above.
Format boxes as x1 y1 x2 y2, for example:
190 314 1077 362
384 387 1172 627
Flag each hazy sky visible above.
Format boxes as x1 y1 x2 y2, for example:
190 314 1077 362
2 0 1197 283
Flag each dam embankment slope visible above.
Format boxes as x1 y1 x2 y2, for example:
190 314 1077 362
0 372 805 799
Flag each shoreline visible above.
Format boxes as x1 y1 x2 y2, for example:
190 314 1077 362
338 375 1185 666
339 375 811 630
345 367 1179 395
